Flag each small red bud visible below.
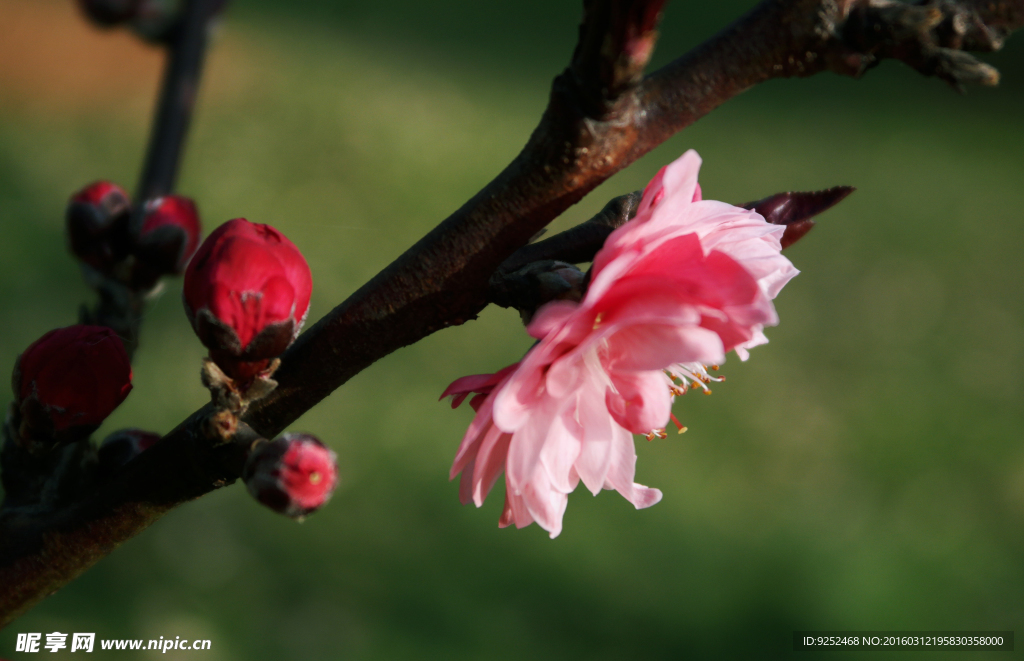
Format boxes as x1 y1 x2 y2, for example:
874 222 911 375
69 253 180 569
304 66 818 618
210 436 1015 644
66 181 133 274
97 428 160 473
130 0 184 42
243 433 338 519
183 218 312 381
13 325 133 447
131 195 202 288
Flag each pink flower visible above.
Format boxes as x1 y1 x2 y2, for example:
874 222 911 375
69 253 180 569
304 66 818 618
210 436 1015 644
443 150 797 537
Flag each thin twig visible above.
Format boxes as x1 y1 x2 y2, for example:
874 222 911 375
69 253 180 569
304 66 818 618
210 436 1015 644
136 0 216 202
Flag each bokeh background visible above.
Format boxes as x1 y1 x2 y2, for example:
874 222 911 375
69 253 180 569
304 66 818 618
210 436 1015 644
2 0 1023 658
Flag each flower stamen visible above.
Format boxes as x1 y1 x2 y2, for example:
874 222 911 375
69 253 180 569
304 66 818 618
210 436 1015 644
645 428 668 441
669 412 687 434
666 362 724 395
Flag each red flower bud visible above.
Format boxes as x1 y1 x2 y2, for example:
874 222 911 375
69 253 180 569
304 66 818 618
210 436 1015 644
76 0 143 26
183 218 312 381
66 181 133 274
131 195 202 288
13 325 133 446
97 428 160 474
243 433 338 519
130 0 184 42
131 0 230 43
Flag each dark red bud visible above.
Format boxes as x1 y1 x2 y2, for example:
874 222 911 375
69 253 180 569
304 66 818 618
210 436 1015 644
14 325 133 447
741 186 855 249
130 0 229 43
66 181 133 274
97 428 160 474
243 433 338 519
131 195 202 288
130 0 184 42
621 0 666 67
183 218 312 381
76 0 143 26
489 260 585 319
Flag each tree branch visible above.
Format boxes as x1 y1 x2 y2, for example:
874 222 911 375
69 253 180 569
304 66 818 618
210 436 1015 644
2 0 1021 627
495 191 644 277
136 0 217 202
77 0 218 360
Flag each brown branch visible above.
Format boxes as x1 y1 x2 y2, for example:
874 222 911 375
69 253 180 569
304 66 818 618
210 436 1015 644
495 191 643 276
77 0 218 360
2 0 1021 627
136 0 218 202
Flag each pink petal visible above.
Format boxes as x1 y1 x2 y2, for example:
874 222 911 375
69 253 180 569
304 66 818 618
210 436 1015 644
606 369 672 435
501 490 535 530
540 408 583 493
574 376 616 495
604 323 725 372
527 300 578 340
546 353 584 399
450 394 497 480
504 395 562 495
519 470 570 538
440 362 520 404
458 446 478 505
603 427 664 510
471 426 512 506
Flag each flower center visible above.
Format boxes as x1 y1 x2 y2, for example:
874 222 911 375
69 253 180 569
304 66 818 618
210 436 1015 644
645 363 726 440
666 362 724 395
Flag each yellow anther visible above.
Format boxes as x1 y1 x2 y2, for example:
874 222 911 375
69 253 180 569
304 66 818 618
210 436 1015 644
669 413 687 434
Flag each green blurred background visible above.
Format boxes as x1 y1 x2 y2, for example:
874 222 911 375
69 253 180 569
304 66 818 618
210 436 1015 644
2 0 1023 658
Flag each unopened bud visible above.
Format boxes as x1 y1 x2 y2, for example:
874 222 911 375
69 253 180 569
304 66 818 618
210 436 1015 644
131 195 202 288
130 0 183 42
183 218 312 382
66 181 132 274
489 260 585 323
97 428 159 474
13 325 133 449
741 186 855 249
243 433 338 519
131 0 230 43
76 0 142 26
